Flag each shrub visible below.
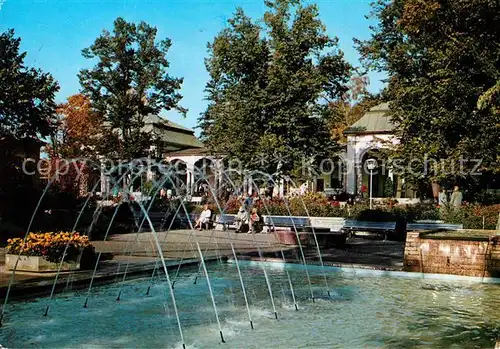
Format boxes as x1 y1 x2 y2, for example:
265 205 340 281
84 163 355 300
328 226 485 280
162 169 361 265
6 232 94 263
188 196 499 231
442 204 500 230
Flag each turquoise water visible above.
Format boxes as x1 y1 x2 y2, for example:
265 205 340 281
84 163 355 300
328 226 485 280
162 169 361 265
1 261 500 348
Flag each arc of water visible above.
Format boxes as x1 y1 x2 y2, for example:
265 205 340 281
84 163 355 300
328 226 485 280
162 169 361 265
65 197 104 291
115 170 173 301
222 169 303 309
245 177 299 311
146 201 183 294
285 176 331 297
132 197 187 349
0 158 104 325
221 170 282 318
82 167 139 306
84 202 121 308
116 170 209 299
149 175 223 290
198 170 255 329
44 162 139 315
111 169 226 344
84 163 188 348
169 173 244 285
43 178 106 316
250 170 316 302
163 174 226 344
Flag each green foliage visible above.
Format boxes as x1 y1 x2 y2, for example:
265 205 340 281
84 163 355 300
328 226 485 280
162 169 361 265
200 1 351 178
442 204 500 230
357 0 500 194
79 18 186 160
191 193 500 233
383 176 394 198
327 76 383 143
0 29 59 140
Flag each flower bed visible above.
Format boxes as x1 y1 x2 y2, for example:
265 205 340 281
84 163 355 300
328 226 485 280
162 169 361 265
204 194 498 227
6 232 94 272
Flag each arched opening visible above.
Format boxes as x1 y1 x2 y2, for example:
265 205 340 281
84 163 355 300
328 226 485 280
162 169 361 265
315 156 346 196
193 158 216 196
169 159 187 194
361 149 392 198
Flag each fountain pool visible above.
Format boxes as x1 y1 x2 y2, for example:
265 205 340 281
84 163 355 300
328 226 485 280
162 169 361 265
1 261 500 348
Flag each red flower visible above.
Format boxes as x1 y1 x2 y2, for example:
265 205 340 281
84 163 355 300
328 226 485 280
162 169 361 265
361 185 368 193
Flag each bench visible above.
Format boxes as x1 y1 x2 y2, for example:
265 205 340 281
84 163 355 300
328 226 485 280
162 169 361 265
135 211 171 231
262 216 310 232
175 213 216 230
214 214 236 231
406 222 463 231
309 217 346 233
341 220 397 240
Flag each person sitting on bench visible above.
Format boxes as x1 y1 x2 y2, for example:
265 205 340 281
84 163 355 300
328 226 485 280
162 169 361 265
248 208 260 234
235 205 249 233
194 204 212 230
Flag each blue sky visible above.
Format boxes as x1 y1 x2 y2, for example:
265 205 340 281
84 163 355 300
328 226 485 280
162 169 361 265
0 0 385 134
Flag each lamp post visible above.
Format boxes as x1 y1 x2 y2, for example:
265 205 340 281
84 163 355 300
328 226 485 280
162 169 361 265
366 158 378 210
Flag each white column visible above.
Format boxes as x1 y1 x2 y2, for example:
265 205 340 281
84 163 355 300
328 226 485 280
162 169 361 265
100 172 109 196
187 169 193 195
346 136 357 195
279 178 284 198
248 176 253 196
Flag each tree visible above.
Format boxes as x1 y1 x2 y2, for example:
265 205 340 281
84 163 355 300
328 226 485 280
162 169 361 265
50 94 104 159
200 9 270 171
79 17 186 160
0 29 59 140
356 0 500 198
0 29 59 229
328 76 381 143
199 0 351 178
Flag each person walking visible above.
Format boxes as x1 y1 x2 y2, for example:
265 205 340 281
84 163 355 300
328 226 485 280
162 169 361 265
449 186 463 208
438 188 448 208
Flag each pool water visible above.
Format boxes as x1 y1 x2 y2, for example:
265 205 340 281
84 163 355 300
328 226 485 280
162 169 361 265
1 261 500 348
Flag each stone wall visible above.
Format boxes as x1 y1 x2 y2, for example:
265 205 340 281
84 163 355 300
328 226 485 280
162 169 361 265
404 231 500 277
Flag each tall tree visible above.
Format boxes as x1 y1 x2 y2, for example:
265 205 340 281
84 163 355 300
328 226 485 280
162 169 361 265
200 9 270 170
79 17 186 160
0 29 59 140
328 76 381 143
51 94 104 158
356 0 500 196
0 29 59 227
200 0 351 177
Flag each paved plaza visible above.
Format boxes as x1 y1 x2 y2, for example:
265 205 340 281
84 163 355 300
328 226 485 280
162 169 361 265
0 230 405 299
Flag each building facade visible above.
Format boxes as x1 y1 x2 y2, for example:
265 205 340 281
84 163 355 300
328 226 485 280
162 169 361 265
313 102 417 199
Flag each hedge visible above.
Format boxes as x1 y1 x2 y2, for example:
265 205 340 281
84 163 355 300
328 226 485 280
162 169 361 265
198 193 500 230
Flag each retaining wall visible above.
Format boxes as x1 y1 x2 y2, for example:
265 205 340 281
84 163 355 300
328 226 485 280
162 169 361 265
404 231 500 277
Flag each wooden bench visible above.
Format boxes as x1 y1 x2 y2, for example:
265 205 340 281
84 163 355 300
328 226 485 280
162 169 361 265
309 217 346 233
134 211 170 231
175 213 216 230
214 214 236 231
406 222 463 231
341 220 397 240
262 216 310 232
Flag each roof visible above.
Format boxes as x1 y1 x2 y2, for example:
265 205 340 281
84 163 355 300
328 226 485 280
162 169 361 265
142 114 204 149
343 102 395 135
167 147 211 156
154 128 204 149
143 114 194 133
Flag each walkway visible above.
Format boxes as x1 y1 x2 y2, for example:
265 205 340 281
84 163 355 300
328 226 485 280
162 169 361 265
0 230 404 299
